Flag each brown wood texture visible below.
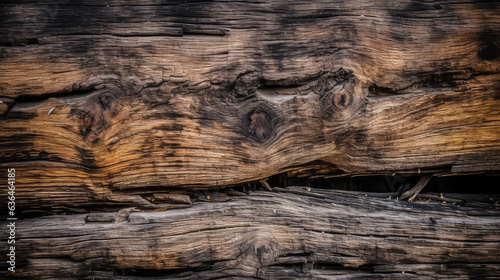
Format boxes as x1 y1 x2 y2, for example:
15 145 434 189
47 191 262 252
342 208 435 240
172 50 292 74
0 1 499 210
1 187 500 279
0 2 500 278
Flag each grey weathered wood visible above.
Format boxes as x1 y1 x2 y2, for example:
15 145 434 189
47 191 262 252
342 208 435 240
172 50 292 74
2 188 499 279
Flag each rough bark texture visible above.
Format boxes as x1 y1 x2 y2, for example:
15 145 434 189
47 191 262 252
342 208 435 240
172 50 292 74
2 187 500 280
1 0 500 279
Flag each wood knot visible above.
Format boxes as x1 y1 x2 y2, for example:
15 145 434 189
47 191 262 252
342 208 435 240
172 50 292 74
478 34 500 61
247 108 273 142
332 87 353 110
70 85 124 144
98 91 119 111
124 76 147 96
320 77 355 117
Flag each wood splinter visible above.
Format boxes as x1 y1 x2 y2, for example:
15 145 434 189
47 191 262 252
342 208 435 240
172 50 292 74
260 179 273 192
114 207 139 224
400 175 433 202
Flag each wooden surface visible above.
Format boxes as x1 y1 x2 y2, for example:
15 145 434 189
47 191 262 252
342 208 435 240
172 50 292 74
1 1 500 278
1 1 500 205
1 187 499 279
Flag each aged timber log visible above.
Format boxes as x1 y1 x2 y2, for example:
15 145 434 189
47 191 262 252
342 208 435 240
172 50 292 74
0 0 500 279
0 1 499 209
1 188 500 279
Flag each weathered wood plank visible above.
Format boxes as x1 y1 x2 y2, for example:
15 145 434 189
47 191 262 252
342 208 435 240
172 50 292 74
0 1 499 210
1 2 499 279
2 188 499 279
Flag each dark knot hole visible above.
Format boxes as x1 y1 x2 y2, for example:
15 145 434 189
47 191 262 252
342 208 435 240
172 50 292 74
247 109 273 142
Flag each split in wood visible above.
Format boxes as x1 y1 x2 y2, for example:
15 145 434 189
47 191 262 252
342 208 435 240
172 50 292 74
260 179 273 191
400 175 433 202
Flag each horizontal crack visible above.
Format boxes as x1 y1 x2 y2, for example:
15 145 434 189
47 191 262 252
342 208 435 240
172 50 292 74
368 70 500 97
